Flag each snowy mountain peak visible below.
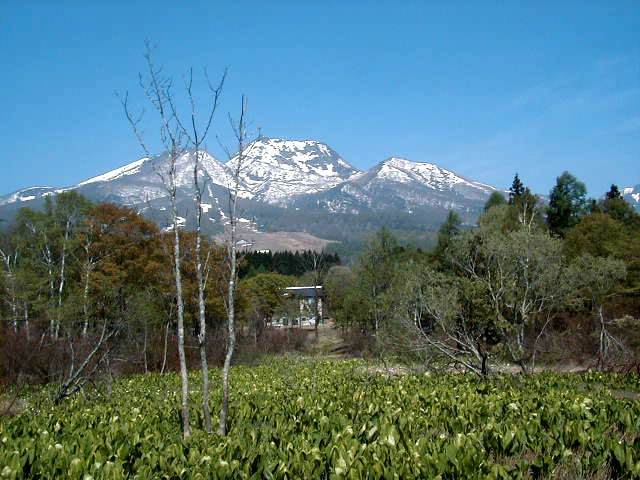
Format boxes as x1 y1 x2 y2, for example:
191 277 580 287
79 158 150 186
370 156 495 195
227 138 360 204
622 184 640 211
0 140 518 233
170 150 233 189
0 186 60 206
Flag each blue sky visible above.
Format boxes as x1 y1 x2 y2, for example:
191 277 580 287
2 1 638 197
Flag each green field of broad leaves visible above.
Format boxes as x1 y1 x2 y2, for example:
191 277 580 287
1 359 639 479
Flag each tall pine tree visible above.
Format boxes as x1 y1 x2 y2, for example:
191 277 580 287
509 173 525 204
605 184 621 200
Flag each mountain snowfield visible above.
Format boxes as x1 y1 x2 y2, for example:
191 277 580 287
78 158 149 186
1 138 496 209
622 186 640 205
1 138 638 241
287 156 501 215
0 186 61 206
227 139 361 203
374 157 496 198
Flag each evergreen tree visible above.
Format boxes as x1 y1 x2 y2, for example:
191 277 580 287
605 184 621 200
547 171 587 237
509 173 525 204
435 210 462 254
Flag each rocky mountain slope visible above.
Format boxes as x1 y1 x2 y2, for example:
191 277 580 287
228 138 361 204
291 156 497 214
622 185 640 210
4 138 591 245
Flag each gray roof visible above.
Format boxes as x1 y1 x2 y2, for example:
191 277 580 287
285 286 324 298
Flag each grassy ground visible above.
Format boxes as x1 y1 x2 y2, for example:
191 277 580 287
1 357 639 479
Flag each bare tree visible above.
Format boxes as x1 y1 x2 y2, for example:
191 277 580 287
122 43 258 437
121 43 192 439
218 96 256 436
54 321 119 404
171 66 226 434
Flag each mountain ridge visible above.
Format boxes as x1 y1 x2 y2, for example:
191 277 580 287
2 138 637 242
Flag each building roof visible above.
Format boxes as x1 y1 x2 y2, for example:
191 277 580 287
285 286 324 298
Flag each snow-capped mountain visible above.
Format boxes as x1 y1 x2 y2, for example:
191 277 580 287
2 150 235 208
0 186 61 206
78 149 236 204
291 156 498 215
622 185 640 211
0 139 505 238
227 138 360 204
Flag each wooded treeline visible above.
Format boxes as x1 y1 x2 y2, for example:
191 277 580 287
325 174 640 374
2 171 639 391
239 250 340 278
0 193 311 389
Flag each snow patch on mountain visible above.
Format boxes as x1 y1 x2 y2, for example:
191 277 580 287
622 185 640 211
79 158 149 186
0 139 516 232
373 157 496 195
0 186 63 206
169 151 237 190
105 185 166 205
227 138 360 203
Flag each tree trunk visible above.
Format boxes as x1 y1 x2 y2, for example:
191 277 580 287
9 288 17 333
143 314 148 374
193 149 213 434
597 304 607 365
196 232 212 433
43 241 56 338
219 95 247 437
55 219 71 340
161 320 169 375
172 187 190 440
82 265 91 338
219 209 237 437
314 292 320 339
23 303 30 341
0 249 19 333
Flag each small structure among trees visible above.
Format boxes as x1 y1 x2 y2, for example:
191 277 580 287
284 286 325 325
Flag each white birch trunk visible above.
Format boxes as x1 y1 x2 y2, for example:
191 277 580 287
23 303 30 341
597 304 607 363
0 249 18 332
171 170 191 439
82 263 91 338
43 240 56 338
219 205 237 436
219 97 247 436
194 150 213 433
55 219 71 340
161 320 170 375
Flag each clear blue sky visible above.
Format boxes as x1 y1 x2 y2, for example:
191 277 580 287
2 1 639 197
